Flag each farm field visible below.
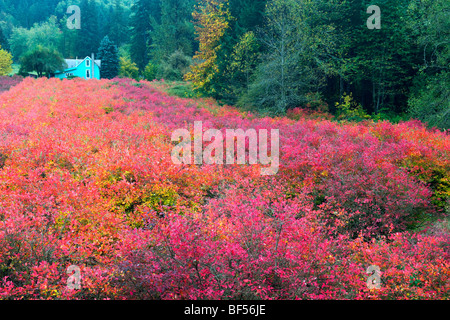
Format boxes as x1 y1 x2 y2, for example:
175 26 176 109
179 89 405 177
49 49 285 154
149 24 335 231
0 76 448 300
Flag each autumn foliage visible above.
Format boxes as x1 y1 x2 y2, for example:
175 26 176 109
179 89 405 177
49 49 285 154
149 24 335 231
0 77 448 299
0 75 22 93
185 0 231 95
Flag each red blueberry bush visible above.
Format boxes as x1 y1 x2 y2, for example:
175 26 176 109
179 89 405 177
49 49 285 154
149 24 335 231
0 75 22 94
0 77 448 299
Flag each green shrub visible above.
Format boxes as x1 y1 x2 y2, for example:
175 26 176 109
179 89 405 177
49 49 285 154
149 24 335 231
408 71 450 130
143 62 158 81
119 56 139 80
335 93 371 122
159 50 192 81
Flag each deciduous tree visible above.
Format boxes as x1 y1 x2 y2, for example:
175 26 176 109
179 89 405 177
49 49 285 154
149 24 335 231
185 0 231 95
241 0 326 114
18 45 66 77
0 46 13 76
119 56 139 80
9 16 63 61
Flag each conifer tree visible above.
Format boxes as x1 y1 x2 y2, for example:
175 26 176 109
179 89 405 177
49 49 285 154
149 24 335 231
108 0 128 47
130 0 160 71
97 35 119 79
0 27 10 52
75 0 100 57
150 0 196 62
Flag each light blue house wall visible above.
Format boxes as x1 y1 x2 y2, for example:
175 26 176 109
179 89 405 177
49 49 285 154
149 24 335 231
54 56 101 80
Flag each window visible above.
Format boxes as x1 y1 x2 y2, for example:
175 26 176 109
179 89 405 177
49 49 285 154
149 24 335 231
86 59 90 67
86 69 91 79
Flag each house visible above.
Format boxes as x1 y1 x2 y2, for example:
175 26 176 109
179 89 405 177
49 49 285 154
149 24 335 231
53 55 101 80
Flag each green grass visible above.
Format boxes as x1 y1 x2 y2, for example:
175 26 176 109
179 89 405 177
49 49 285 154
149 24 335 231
164 81 200 99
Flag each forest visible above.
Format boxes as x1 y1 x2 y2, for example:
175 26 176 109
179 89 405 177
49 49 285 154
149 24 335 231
0 0 448 129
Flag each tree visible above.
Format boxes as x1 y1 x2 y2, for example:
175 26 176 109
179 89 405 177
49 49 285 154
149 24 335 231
143 61 158 81
159 49 192 81
10 16 63 61
406 0 450 129
107 0 129 47
227 31 260 97
75 0 101 57
119 56 139 80
318 0 420 115
406 0 449 73
241 0 325 114
184 0 231 95
97 36 119 79
0 27 10 52
351 0 419 114
0 46 13 76
18 46 66 78
150 0 197 62
408 71 450 129
129 0 161 71
228 0 267 37
211 0 267 102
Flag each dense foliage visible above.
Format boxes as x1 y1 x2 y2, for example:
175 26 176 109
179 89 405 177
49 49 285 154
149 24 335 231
0 46 12 76
18 46 66 77
0 27 9 52
1 0 448 128
97 36 119 79
0 76 448 299
187 0 449 128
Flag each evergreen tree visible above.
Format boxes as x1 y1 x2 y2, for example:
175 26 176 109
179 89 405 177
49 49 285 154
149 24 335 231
97 35 119 79
228 0 267 37
107 0 129 47
409 71 450 129
150 0 196 62
347 0 419 114
0 26 10 52
75 0 101 57
407 0 450 129
129 0 161 71
318 0 420 115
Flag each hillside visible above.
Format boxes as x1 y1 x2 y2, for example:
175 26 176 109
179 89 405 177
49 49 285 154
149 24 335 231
0 76 448 299
0 0 133 30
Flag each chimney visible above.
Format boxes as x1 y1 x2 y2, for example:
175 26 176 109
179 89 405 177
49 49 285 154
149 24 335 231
91 53 95 79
